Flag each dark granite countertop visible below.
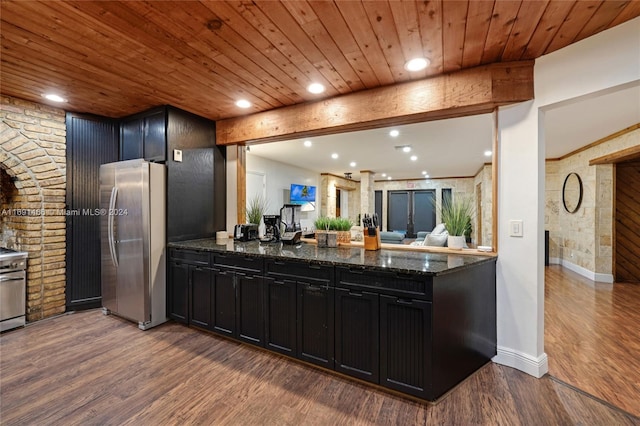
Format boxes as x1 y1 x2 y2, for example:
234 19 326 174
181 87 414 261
168 238 496 276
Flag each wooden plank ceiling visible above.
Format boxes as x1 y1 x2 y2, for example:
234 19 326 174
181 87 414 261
1 1 639 122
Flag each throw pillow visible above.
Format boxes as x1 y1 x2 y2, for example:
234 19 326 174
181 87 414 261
425 230 448 247
431 223 446 235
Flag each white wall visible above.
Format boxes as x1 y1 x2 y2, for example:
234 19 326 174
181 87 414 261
246 153 321 231
495 17 640 377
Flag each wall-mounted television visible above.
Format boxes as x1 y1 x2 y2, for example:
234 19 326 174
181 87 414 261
290 184 316 204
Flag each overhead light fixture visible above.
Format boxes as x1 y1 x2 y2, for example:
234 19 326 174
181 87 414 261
304 140 312 147
389 129 400 137
484 150 492 157
421 171 427 175
307 83 325 94
404 57 430 72
331 153 338 159
395 144 412 153
349 161 356 167
381 173 387 177
42 93 67 103
424 174 430 178
235 99 251 108
387 176 392 180
410 155 417 161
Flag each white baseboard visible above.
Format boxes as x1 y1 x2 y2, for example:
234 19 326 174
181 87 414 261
551 259 614 283
493 347 548 378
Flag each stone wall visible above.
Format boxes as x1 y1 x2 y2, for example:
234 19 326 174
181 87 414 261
0 95 67 321
545 126 639 276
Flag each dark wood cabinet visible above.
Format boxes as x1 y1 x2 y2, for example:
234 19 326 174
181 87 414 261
334 288 379 383
265 259 335 368
264 276 297 356
167 246 496 402
211 253 265 347
236 272 265 346
120 108 166 162
190 266 212 329
297 282 335 369
168 261 189 324
168 248 211 325
210 267 237 337
119 105 226 243
380 295 432 399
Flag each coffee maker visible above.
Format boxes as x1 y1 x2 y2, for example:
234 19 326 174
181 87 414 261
262 215 281 242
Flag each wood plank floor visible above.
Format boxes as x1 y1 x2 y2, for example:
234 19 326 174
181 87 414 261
545 265 640 418
2 306 638 425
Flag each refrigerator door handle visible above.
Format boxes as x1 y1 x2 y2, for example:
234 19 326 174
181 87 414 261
108 186 119 268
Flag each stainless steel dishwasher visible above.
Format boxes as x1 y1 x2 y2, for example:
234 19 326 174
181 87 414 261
0 248 28 332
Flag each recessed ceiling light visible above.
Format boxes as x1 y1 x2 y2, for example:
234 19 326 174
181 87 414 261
402 146 411 153
381 173 387 177
389 129 400 137
307 83 325 94
331 153 338 159
349 161 356 167
410 155 417 161
421 171 427 175
484 150 492 157
424 174 430 178
404 57 430 72
304 140 312 147
42 93 67 103
235 99 251 108
387 176 392 180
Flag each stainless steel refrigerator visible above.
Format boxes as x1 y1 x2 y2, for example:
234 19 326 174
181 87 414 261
100 159 167 330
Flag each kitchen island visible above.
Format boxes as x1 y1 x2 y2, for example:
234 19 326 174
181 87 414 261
167 238 496 401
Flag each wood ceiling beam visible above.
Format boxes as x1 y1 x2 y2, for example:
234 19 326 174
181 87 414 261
215 61 534 145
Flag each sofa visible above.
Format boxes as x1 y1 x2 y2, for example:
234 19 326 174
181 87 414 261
379 231 405 244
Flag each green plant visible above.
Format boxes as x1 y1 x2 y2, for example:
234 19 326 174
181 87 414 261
246 194 268 224
437 195 474 236
314 216 331 231
330 217 353 231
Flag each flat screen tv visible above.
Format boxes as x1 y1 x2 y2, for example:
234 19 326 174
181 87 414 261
290 184 316 204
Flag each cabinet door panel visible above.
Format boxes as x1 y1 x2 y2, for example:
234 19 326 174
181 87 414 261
168 262 189 323
211 269 236 337
335 288 379 383
143 110 166 161
297 283 334 368
380 295 432 399
120 119 143 161
236 273 264 347
264 277 297 355
190 267 211 329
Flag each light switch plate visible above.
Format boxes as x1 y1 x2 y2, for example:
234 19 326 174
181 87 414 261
173 149 182 162
510 220 523 237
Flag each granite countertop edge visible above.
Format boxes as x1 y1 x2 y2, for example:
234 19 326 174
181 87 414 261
168 238 496 276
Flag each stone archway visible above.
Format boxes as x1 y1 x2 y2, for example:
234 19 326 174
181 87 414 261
1 95 67 321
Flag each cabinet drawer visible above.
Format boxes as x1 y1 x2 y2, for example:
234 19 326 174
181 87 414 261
266 259 334 283
213 253 263 273
336 267 432 300
169 248 210 266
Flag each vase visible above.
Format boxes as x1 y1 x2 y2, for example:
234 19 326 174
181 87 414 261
447 235 466 250
316 230 328 248
337 230 351 244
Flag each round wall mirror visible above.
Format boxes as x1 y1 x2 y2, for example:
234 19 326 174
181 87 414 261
562 172 583 213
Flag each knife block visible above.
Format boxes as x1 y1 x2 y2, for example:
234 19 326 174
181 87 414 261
363 228 381 251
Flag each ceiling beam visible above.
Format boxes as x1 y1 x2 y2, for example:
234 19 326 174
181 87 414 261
216 61 534 145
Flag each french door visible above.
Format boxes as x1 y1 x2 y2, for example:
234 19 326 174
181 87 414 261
387 190 436 238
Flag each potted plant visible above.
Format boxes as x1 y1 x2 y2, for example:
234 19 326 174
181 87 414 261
438 195 473 249
314 216 331 247
331 217 353 244
246 194 268 227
